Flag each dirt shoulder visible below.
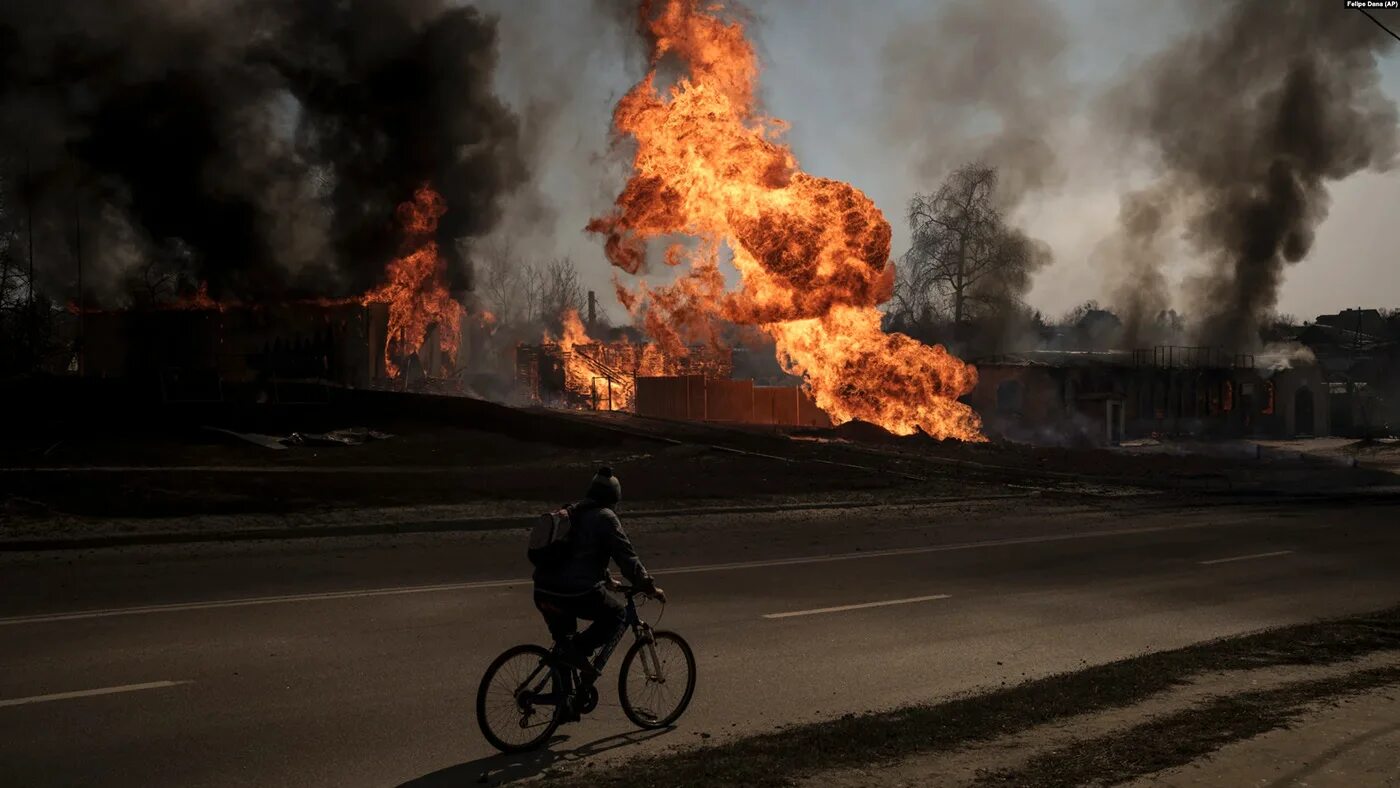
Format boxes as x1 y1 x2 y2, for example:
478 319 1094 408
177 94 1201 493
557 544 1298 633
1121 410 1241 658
1129 684 1400 787
531 607 1400 788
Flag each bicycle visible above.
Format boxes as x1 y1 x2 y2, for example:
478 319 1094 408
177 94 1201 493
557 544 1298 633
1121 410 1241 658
475 585 697 753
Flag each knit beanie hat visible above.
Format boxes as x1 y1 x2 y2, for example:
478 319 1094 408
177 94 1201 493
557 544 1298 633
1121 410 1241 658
585 466 622 507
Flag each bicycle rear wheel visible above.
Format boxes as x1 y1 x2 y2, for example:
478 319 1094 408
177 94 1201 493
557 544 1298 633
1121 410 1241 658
618 630 696 729
476 644 564 752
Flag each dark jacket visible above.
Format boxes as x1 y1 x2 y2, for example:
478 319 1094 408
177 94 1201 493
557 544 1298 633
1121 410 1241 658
533 500 652 596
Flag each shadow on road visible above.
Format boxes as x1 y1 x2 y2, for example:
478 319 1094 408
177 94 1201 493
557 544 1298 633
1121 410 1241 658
398 727 676 787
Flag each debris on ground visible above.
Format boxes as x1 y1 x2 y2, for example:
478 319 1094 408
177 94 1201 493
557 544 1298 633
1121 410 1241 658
204 427 290 451
285 427 393 447
205 426 392 450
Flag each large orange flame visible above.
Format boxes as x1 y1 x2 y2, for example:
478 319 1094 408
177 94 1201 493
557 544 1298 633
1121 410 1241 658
364 185 463 378
587 0 982 440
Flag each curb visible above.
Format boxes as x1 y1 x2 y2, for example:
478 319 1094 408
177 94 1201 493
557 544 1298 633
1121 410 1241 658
0 493 1033 552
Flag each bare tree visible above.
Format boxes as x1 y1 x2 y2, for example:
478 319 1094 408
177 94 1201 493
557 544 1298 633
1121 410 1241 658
1060 299 1102 327
132 258 180 307
886 261 945 337
518 262 540 327
510 256 584 327
115 243 191 309
901 163 1045 330
526 256 584 327
476 240 526 326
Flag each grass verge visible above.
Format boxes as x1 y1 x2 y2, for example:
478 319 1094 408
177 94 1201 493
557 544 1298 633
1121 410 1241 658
537 606 1400 787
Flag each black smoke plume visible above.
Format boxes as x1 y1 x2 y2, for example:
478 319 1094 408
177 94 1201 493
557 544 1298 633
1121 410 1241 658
1103 0 1398 349
0 0 525 304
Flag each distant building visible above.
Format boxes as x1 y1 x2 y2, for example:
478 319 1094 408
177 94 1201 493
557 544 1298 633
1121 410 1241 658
966 347 1327 446
1297 309 1398 437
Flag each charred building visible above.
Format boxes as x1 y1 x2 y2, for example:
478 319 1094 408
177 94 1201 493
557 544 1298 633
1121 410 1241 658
82 302 392 402
968 346 1327 446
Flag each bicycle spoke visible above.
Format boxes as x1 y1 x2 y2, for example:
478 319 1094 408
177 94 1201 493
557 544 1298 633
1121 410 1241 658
623 634 692 726
480 652 560 749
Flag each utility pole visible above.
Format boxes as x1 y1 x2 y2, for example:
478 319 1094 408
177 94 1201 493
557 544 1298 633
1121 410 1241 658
25 153 36 371
74 183 84 375
0 164 9 312
0 206 9 324
1347 306 1361 388
587 289 597 330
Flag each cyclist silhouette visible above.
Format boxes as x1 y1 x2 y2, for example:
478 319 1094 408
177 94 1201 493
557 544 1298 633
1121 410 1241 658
532 467 666 720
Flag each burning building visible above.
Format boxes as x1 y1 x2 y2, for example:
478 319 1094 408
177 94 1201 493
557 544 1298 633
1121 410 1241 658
514 313 733 412
513 308 831 427
514 335 831 427
68 182 493 402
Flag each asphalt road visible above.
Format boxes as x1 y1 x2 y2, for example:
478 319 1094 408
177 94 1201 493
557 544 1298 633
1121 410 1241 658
3 496 1399 787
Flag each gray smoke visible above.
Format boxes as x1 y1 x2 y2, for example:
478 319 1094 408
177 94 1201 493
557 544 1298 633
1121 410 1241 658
467 0 642 281
0 0 526 305
879 0 1068 350
881 0 1073 208
1102 0 1399 350
1094 184 1178 348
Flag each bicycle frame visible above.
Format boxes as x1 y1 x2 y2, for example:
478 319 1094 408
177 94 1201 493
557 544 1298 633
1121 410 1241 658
590 592 651 678
520 591 663 709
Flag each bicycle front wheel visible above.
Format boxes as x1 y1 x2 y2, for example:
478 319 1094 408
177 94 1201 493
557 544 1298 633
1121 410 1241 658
476 644 564 753
618 630 696 729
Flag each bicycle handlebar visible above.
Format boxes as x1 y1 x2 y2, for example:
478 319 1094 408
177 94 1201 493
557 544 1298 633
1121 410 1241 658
614 584 662 600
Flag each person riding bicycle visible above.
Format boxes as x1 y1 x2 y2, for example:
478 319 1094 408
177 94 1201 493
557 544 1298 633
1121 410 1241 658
533 466 665 716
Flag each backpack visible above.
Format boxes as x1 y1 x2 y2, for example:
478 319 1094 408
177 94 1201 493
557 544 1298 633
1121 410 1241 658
528 505 576 569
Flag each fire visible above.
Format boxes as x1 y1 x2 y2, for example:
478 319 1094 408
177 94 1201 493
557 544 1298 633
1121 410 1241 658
557 309 592 351
588 0 982 440
363 185 463 378
179 282 224 311
543 309 725 411
546 310 640 411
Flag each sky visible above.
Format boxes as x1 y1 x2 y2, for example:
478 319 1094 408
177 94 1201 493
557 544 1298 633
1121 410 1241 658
478 0 1400 325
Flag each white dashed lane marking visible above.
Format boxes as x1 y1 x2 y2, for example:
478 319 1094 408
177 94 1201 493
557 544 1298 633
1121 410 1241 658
1 518 1290 627
1198 550 1294 566
763 594 952 620
0 681 191 709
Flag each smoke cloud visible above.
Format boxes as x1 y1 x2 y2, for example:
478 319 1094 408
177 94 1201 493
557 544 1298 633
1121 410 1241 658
878 0 1069 348
1101 0 1399 349
0 0 526 304
1095 184 1178 348
881 0 1073 208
